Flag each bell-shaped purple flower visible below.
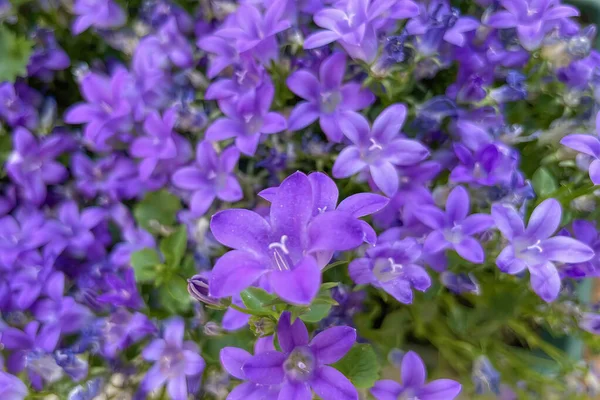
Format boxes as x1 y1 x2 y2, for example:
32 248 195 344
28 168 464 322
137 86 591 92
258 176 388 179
209 171 382 305
560 111 600 185
415 186 495 264
71 0 126 35
349 238 431 304
239 312 358 400
492 198 595 302
371 351 462 400
332 103 430 197
140 317 205 400
172 141 243 216
286 52 375 142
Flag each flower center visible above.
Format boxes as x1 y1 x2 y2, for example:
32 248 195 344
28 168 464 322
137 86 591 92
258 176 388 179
444 224 463 244
268 235 293 271
243 114 263 135
159 347 186 377
373 258 404 282
284 347 315 381
399 388 420 400
319 91 342 114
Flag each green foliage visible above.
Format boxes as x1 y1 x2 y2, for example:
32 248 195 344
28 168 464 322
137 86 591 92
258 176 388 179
133 190 181 232
160 225 187 266
532 167 558 198
0 26 32 82
131 248 161 282
333 344 380 389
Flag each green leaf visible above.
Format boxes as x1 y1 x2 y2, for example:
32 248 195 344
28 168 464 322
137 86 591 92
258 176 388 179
133 190 181 232
240 288 277 311
333 344 380 389
320 282 339 290
299 303 331 323
532 167 557 198
130 248 160 282
0 26 33 82
158 278 191 313
160 225 187 266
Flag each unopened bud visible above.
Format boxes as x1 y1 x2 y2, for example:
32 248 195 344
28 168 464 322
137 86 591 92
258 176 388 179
187 275 225 307
250 316 276 337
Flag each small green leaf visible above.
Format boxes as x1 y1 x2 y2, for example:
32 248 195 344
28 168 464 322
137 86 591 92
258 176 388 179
333 344 380 389
130 248 160 282
532 167 557 198
158 278 191 313
320 282 339 290
290 306 308 323
133 190 181 232
0 26 33 82
322 261 348 273
240 287 277 311
299 303 332 323
160 225 187 266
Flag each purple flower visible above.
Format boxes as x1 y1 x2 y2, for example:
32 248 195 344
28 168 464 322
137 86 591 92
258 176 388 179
239 311 358 400
154 17 194 68
332 103 430 196
101 308 156 358
0 209 55 268
372 351 461 400
286 52 375 142
414 186 495 264
140 317 205 400
220 335 281 398
440 271 481 294
304 0 419 63
349 238 431 303
27 29 70 81
1 321 61 390
406 0 479 55
64 68 134 151
0 83 39 130
9 251 58 311
96 268 144 309
579 312 600 335
209 171 381 305
492 199 595 302
215 2 290 64
197 34 239 79
560 220 600 278
172 141 242 216
49 202 106 257
450 142 518 187
130 109 191 180
487 0 579 50
560 112 600 185
71 0 126 34
205 82 286 156
6 128 74 206
0 371 27 399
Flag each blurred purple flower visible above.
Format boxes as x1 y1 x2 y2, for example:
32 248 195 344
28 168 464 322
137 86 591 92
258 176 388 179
561 220 600 278
101 308 156 358
560 111 600 185
0 209 55 268
0 371 27 399
71 0 126 35
27 29 70 81
0 83 39 130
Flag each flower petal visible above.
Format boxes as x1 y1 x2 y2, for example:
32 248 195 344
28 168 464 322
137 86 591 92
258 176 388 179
332 146 367 178
310 326 356 364
370 163 399 197
446 186 469 223
308 172 339 216
526 198 561 240
271 256 321 305
370 380 402 400
319 52 346 91
242 351 286 385
418 379 462 400
278 381 312 400
288 102 320 131
310 366 359 400
491 203 525 240
304 31 341 49
401 351 427 387
337 193 389 217
372 104 407 142
210 209 271 255
220 347 252 379
462 214 494 235
540 236 595 263
209 251 268 298
529 262 561 303
560 134 600 157
496 245 527 274
277 311 309 353
454 236 484 264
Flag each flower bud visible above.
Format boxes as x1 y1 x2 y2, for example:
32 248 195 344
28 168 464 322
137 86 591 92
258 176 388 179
187 275 224 307
249 316 276 337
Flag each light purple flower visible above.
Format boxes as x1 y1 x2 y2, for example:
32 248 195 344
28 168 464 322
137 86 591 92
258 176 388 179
239 312 358 400
27 29 70 81
450 142 518 187
560 220 600 278
492 198 595 302
172 141 243 216
205 82 286 156
154 17 194 68
209 172 379 304
371 351 462 400
71 0 126 35
197 34 239 79
96 268 145 309
579 312 600 335
349 238 431 304
49 202 106 257
220 336 281 399
560 111 600 185
101 308 156 358
414 186 495 264
0 209 55 268
332 103 430 197
486 0 579 50
286 52 375 142
0 83 39 130
0 371 27 399
140 317 205 400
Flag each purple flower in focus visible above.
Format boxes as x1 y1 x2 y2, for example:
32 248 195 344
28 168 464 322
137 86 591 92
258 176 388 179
492 199 595 302
0 371 27 399
101 308 156 358
0 83 39 130
560 220 600 278
6 128 74 205
27 29 70 81
286 52 375 142
560 111 600 185
172 141 242 216
140 317 205 400
220 336 281 398
304 0 419 63
349 238 431 303
209 172 377 305
332 104 429 196
371 351 462 400
71 0 126 34
487 0 579 50
239 311 358 400
205 82 286 156
414 186 495 264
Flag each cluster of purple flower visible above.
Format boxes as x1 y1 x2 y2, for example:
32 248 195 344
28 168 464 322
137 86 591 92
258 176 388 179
1 0 600 398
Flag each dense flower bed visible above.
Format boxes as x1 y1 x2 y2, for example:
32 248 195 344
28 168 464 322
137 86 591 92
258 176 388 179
1 0 600 398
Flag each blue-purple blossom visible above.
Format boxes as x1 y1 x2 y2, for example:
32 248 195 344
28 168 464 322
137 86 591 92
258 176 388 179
332 103 430 196
71 0 126 34
0 371 27 399
239 312 358 400
371 351 462 400
560 111 600 185
27 29 70 81
0 83 39 130
101 308 156 358
287 52 375 142
560 220 600 278
492 199 595 302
